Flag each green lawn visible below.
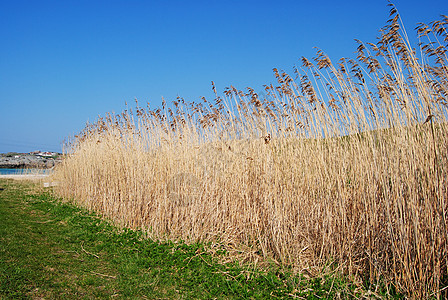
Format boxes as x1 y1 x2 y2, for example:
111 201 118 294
0 179 370 299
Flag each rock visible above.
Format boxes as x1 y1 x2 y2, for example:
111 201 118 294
0 153 61 169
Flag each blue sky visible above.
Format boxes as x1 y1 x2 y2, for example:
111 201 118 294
0 0 446 153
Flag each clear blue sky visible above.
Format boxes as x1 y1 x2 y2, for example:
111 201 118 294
0 0 446 153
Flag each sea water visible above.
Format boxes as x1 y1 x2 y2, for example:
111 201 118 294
0 168 51 175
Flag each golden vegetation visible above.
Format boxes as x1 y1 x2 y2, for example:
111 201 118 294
54 6 448 298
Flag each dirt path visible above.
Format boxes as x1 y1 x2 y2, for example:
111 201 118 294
0 174 49 180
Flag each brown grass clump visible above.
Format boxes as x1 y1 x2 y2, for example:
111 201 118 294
53 6 448 298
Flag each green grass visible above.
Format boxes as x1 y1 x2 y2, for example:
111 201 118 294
0 179 391 299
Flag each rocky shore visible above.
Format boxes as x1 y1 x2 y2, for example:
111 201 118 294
0 153 62 169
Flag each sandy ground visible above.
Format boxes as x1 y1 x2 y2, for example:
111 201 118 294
0 174 50 180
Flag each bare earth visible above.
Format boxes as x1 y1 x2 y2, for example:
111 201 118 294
0 174 50 180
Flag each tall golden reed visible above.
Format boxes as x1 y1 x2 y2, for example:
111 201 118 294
54 6 447 298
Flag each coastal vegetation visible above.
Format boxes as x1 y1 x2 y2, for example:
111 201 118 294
53 6 448 298
0 179 365 298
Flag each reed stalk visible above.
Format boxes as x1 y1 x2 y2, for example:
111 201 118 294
54 7 448 298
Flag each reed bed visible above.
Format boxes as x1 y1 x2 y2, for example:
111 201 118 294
54 7 448 298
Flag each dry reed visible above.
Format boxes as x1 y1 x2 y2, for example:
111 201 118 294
54 6 448 298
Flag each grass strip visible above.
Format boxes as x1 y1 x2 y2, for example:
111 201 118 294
0 179 383 299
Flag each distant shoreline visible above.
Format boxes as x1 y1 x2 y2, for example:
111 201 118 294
0 152 62 169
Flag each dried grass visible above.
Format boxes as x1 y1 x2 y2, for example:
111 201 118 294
53 6 448 298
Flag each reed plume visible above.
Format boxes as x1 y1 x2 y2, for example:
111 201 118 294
54 6 448 298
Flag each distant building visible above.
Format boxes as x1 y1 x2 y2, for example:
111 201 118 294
34 151 57 157
40 152 56 157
